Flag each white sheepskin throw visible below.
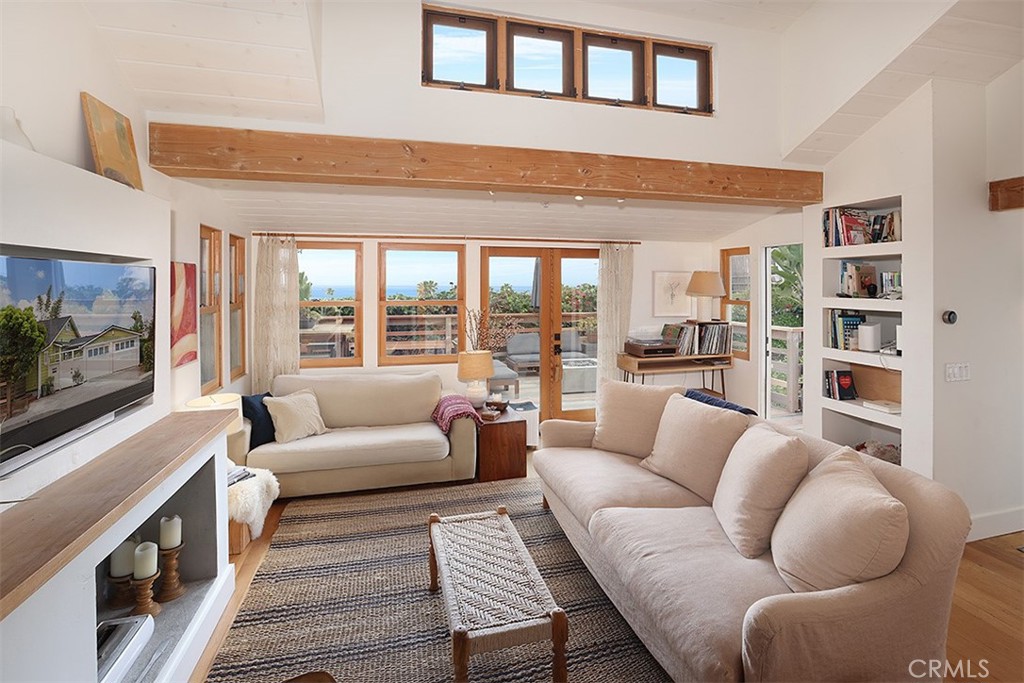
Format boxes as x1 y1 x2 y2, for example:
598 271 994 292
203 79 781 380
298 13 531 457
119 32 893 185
227 468 280 539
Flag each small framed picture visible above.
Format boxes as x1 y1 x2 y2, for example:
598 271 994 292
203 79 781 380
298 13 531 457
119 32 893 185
652 271 693 317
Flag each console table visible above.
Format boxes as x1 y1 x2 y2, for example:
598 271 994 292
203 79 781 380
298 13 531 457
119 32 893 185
0 410 236 683
616 353 733 399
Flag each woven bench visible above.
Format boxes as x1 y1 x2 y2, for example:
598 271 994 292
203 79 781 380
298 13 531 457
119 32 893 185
428 507 568 683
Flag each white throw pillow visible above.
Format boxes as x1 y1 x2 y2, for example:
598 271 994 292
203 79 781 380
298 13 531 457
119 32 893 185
640 394 749 502
712 423 809 558
264 389 328 444
592 380 686 459
771 448 910 592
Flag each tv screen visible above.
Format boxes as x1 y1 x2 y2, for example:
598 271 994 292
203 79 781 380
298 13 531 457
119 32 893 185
0 255 155 467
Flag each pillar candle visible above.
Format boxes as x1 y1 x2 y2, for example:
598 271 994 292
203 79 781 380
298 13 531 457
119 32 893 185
159 515 182 549
110 539 137 577
134 542 158 579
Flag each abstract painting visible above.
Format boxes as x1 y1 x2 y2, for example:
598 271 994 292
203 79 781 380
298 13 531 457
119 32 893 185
80 92 143 190
171 262 198 368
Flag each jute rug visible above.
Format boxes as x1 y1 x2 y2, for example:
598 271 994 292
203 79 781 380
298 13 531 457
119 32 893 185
208 478 671 683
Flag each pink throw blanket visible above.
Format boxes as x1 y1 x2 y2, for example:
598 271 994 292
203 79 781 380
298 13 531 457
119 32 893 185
432 395 483 434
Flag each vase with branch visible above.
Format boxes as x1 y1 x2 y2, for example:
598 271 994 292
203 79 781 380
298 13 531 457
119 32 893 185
466 309 522 353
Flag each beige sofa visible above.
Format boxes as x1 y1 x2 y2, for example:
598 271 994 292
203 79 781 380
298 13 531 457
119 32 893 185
231 372 476 497
534 397 971 682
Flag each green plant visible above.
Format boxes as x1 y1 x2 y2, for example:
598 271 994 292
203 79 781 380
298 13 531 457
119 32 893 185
0 306 45 417
40 376 55 396
770 245 804 326
72 368 85 386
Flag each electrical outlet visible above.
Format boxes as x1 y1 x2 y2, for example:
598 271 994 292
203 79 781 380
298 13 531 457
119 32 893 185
944 363 971 382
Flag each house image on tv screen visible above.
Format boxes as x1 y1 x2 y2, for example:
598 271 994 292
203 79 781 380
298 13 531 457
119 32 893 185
31 317 144 392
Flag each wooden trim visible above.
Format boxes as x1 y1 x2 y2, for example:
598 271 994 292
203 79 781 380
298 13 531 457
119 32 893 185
228 234 246 381
253 231 639 245
720 246 751 361
652 42 712 113
422 9 497 89
296 241 363 368
581 33 645 104
506 21 574 97
0 410 235 621
199 225 223 395
150 124 822 208
989 176 1024 211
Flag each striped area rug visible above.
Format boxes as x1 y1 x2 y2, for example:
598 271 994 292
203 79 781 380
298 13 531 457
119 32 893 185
208 478 670 683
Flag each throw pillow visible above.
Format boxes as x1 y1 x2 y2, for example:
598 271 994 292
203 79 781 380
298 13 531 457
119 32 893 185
771 448 910 592
592 381 686 459
241 392 275 450
712 423 809 558
683 388 758 416
640 394 750 502
263 389 328 444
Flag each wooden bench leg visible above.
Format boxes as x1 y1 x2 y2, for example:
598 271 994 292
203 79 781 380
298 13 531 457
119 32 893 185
551 607 568 682
428 513 440 592
453 626 470 683
542 496 549 510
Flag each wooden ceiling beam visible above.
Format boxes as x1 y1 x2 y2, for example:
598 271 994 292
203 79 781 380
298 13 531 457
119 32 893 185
149 123 822 208
989 176 1023 211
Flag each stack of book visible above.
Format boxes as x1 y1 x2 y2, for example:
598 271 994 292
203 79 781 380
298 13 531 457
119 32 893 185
827 310 867 350
697 323 731 355
824 370 857 400
228 465 254 487
823 208 902 247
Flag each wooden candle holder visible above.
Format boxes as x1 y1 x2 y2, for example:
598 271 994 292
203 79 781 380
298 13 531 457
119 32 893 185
130 570 161 617
155 543 186 603
106 574 134 610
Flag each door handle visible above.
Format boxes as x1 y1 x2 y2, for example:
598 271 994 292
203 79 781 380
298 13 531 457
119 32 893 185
553 344 563 356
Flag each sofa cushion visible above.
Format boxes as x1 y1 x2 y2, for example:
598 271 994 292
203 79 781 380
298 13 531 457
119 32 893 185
241 392 275 450
640 394 749 502
247 422 450 474
684 388 758 416
592 381 685 458
713 423 809 558
263 389 327 444
533 447 705 528
589 506 791 681
272 372 441 429
772 448 910 592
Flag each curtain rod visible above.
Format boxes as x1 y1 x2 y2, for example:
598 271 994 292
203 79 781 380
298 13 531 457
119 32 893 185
249 231 640 245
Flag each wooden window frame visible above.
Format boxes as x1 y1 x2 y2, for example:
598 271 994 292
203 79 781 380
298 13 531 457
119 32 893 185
582 33 645 105
199 225 222 395
720 247 751 361
377 243 465 367
506 22 574 97
652 42 712 113
228 234 247 381
297 241 363 369
423 9 498 89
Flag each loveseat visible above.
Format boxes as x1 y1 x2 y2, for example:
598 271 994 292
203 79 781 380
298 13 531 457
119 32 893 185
534 382 971 682
231 372 477 497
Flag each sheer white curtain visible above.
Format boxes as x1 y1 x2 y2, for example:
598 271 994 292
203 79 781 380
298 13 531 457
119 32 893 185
252 236 300 393
597 243 634 384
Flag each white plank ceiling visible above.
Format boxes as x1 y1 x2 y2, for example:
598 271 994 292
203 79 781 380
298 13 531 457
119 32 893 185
591 0 815 32
787 0 1024 165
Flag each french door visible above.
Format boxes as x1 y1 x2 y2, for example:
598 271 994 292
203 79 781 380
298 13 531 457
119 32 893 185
481 247 599 421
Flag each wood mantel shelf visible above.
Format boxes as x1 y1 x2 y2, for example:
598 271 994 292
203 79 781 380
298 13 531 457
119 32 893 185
0 410 235 620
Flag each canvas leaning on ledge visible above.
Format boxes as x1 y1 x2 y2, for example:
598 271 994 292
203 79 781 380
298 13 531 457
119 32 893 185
652 271 693 317
80 91 144 190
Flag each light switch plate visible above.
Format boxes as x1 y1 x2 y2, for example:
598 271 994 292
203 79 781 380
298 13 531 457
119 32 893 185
945 362 971 382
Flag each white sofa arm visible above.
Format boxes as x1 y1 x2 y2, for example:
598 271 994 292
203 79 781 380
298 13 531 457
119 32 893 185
539 420 596 449
447 415 477 480
227 421 251 466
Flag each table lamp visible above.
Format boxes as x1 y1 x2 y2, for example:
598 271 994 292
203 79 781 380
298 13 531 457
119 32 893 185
457 350 494 408
184 393 243 434
686 271 726 322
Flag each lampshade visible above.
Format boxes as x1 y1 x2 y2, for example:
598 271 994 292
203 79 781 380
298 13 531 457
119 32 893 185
686 271 726 297
457 350 494 382
185 392 243 434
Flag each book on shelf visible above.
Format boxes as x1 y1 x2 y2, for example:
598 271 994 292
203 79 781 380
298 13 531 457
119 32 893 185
861 399 901 414
227 465 254 487
823 370 857 400
827 310 867 350
696 321 731 355
823 207 902 247
839 261 877 297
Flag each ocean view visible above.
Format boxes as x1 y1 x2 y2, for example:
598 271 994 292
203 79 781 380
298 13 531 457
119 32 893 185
309 284 533 299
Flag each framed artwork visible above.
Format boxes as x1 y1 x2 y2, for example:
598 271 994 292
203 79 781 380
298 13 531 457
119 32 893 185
652 271 693 317
80 92 143 190
171 262 198 368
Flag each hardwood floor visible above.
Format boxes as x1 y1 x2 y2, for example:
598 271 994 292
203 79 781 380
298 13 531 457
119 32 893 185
193 509 1022 682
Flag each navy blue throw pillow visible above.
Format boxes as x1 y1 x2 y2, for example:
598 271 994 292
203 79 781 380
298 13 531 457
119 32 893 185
684 389 757 416
241 392 275 450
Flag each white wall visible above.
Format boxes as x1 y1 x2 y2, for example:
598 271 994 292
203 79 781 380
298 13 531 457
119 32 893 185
780 0 953 155
986 61 1024 181
0 0 250 410
713 212 803 411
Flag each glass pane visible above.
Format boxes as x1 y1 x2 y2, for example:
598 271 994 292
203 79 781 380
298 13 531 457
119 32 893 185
587 45 633 100
513 34 563 93
230 308 242 370
656 54 698 108
727 304 748 354
297 248 356 301
199 236 210 304
432 24 488 85
384 305 459 356
385 250 459 300
200 312 217 385
486 256 542 406
560 257 599 412
729 254 751 300
228 243 237 303
300 305 357 360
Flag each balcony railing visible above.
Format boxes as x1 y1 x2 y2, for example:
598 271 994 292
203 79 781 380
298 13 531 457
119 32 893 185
770 326 804 414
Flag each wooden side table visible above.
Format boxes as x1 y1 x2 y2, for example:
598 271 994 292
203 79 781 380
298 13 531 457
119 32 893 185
477 410 527 482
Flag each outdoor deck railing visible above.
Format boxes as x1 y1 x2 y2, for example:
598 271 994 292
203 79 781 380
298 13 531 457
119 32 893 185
770 326 804 413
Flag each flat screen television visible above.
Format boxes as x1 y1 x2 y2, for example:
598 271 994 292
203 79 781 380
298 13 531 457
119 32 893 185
0 253 155 474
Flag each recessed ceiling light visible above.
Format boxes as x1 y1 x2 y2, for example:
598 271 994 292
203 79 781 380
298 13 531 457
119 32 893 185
488 189 495 196
542 201 549 209
574 195 584 201
616 198 626 204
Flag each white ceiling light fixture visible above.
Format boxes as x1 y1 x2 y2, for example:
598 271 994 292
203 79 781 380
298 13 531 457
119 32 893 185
574 195 584 201
616 198 626 204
